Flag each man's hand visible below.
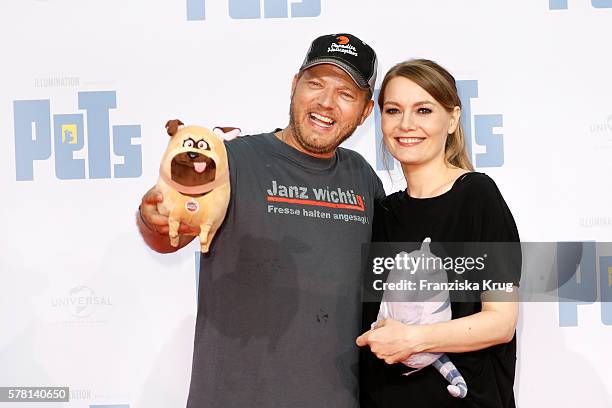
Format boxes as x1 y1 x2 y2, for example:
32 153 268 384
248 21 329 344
136 186 198 253
140 187 200 235
356 318 426 365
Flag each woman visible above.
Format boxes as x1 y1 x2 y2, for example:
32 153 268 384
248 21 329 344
357 59 520 407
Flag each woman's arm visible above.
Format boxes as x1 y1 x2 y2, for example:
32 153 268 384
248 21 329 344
356 293 518 365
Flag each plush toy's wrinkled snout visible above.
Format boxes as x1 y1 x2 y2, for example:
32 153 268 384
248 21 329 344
170 152 217 187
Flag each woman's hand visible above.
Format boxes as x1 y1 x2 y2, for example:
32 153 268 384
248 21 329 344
356 319 427 365
357 297 518 363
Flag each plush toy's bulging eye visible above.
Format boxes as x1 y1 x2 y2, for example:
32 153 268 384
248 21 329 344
183 138 195 148
197 140 210 150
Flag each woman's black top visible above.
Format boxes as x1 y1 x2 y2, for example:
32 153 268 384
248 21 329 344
361 172 520 408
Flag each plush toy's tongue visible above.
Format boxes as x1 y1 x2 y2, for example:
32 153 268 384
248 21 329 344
194 162 207 173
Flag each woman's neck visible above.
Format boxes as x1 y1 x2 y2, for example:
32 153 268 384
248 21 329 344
401 159 467 199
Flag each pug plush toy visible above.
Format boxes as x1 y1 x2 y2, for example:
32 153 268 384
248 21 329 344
156 119 239 252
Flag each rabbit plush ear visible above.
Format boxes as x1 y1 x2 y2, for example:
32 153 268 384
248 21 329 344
165 119 184 136
213 127 241 141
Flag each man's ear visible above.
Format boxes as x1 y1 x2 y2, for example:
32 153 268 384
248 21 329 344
290 73 300 99
358 99 375 126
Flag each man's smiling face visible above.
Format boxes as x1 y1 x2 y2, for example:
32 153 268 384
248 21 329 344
288 64 373 157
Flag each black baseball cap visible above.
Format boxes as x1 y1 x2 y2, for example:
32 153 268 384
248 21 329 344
299 33 378 93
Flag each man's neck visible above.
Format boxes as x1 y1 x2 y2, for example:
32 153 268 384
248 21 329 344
275 127 336 159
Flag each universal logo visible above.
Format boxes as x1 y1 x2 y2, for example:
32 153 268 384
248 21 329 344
589 114 612 134
51 286 113 319
187 0 321 20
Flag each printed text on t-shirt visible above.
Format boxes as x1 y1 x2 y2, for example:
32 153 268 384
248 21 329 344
266 180 365 212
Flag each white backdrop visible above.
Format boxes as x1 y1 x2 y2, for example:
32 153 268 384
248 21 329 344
1 0 611 407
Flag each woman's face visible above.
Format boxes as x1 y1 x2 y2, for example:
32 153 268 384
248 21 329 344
381 76 460 167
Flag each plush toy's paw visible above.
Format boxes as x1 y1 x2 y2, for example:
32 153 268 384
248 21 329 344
198 225 212 253
168 218 180 247
199 237 211 253
447 384 467 398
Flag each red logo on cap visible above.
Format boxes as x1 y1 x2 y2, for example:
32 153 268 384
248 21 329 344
336 36 349 45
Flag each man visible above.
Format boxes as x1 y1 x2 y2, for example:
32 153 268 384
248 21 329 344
137 33 384 407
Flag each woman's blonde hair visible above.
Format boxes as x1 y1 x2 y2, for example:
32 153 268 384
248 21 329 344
378 59 474 171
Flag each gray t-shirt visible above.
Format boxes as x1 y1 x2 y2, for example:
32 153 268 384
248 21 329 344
186 131 385 408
